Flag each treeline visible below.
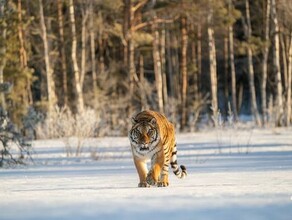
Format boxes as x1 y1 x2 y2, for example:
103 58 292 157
0 0 292 133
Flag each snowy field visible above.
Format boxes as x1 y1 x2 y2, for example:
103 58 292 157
1 127 292 220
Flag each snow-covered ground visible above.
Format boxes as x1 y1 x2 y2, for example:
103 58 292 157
1 127 292 220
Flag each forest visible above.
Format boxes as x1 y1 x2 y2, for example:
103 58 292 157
0 0 292 137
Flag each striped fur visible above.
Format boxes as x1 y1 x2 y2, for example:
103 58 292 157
129 110 187 187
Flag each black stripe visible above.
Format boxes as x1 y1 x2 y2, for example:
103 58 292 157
171 151 177 156
170 160 177 166
174 169 180 175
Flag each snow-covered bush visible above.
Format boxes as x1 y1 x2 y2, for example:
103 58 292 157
35 106 98 156
211 104 254 154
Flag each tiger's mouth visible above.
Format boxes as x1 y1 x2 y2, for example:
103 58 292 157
139 146 149 151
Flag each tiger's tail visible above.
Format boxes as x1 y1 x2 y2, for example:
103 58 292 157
170 144 187 179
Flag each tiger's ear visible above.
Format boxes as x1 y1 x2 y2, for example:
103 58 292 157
132 117 138 124
149 118 156 125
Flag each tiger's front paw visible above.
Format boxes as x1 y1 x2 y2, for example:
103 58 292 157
157 181 169 187
138 182 150 187
146 173 157 186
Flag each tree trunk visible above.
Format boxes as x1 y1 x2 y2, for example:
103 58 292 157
18 0 33 107
0 1 7 110
57 0 68 106
224 34 229 113
69 0 84 113
98 11 105 76
197 23 202 92
139 54 148 109
166 29 174 97
80 8 88 92
262 0 270 125
207 3 218 117
280 34 288 89
228 21 237 119
181 16 188 129
245 0 261 126
152 21 164 113
39 0 57 113
191 24 199 101
123 0 129 66
128 1 136 102
228 0 238 120
89 1 98 105
160 27 168 111
271 0 283 126
286 32 292 126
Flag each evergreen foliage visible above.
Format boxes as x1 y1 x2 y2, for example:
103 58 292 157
0 107 32 167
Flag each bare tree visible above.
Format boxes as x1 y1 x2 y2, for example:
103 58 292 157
181 16 188 129
271 0 284 126
228 0 238 120
39 0 57 113
152 19 164 113
69 0 84 113
57 0 68 106
287 32 292 126
0 1 7 110
160 27 168 111
244 0 261 126
18 0 32 106
261 0 270 125
89 1 98 106
207 1 218 116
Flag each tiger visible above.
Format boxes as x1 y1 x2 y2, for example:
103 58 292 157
128 110 187 187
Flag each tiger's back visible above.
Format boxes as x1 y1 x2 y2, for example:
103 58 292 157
129 110 187 187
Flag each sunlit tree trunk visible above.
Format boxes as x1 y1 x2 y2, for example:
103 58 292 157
0 1 7 110
123 0 129 66
166 29 174 97
207 2 218 116
139 54 148 109
245 0 261 126
39 0 57 113
98 11 105 76
228 0 238 120
57 0 68 106
262 0 270 125
18 0 32 106
191 24 199 101
89 2 98 105
69 0 84 113
271 0 283 126
80 8 88 92
128 0 136 100
286 32 292 126
197 23 202 92
160 27 168 111
181 16 188 129
152 21 164 113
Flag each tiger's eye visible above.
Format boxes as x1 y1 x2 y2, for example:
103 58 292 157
147 129 153 135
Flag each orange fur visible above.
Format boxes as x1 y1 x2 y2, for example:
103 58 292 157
129 110 187 187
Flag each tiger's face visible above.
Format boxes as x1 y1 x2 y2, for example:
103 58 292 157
129 118 160 156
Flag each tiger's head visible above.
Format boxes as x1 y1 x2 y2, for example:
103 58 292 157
129 117 160 155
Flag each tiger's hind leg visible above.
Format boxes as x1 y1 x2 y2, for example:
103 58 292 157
157 142 173 187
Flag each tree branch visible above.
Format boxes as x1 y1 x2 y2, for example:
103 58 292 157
132 0 148 13
132 16 179 32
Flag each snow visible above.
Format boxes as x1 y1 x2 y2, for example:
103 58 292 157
1 128 292 220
